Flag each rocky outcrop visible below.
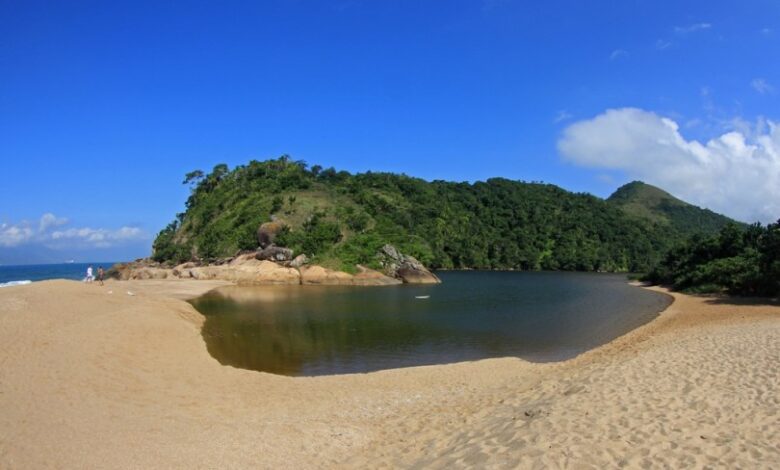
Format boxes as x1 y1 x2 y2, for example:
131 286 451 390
377 244 441 284
109 244 439 286
188 260 300 285
255 245 294 262
300 265 400 286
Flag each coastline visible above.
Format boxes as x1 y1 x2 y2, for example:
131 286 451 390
0 279 777 468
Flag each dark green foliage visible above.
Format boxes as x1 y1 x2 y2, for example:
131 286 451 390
152 221 191 264
608 181 736 234
645 221 780 296
153 157 739 273
276 212 342 256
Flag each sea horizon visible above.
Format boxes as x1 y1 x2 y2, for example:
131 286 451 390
0 261 124 286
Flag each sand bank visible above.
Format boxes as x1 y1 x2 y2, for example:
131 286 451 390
0 279 777 468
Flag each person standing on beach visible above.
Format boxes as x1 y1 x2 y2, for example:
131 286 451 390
86 265 94 283
97 266 104 286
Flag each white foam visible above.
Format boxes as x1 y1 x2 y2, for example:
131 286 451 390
0 280 32 288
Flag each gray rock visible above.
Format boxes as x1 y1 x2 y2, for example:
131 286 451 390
377 244 440 284
257 220 287 249
256 245 294 262
289 254 309 268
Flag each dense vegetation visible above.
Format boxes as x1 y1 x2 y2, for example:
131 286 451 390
644 221 780 296
608 181 735 235
152 157 738 274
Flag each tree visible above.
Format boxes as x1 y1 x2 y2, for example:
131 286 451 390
182 170 204 186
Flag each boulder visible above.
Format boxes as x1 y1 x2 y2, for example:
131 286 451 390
377 244 440 284
353 265 402 286
255 245 294 262
257 220 287 249
289 254 309 268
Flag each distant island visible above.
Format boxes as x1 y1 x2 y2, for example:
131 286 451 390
108 155 771 295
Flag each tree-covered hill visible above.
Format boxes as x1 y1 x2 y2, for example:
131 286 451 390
607 181 738 235
152 157 739 273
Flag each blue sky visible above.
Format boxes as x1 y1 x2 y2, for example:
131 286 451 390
1 0 779 263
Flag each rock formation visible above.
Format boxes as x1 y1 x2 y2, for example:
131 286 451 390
109 242 440 286
257 219 287 249
255 245 294 262
377 244 441 284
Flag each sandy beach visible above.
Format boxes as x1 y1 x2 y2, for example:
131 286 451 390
0 279 778 469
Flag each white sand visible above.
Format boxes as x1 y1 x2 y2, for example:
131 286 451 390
0 279 777 468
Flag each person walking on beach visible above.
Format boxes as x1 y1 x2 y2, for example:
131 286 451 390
97 266 104 286
85 265 94 283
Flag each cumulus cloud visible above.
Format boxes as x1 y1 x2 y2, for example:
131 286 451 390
0 223 34 247
39 213 68 232
557 108 780 223
50 226 145 248
0 214 148 249
751 78 775 95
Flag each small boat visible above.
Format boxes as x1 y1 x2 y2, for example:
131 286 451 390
415 295 430 299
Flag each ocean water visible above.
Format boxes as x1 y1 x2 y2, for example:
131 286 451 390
190 271 672 376
0 262 119 287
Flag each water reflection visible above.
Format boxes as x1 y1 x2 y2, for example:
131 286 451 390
190 272 671 376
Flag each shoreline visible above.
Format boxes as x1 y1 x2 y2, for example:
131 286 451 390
1 279 778 468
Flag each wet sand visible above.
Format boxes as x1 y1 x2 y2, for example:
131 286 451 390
0 279 777 468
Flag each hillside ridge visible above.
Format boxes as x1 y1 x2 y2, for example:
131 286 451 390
151 157 738 273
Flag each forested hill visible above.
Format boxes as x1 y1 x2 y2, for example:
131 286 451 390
607 181 739 234
152 157 738 273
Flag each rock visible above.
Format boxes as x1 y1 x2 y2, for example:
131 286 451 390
255 245 294 262
377 244 440 284
289 254 309 268
300 266 354 285
257 220 287 249
353 265 402 286
172 261 198 277
189 261 301 285
129 267 170 280
299 265 401 286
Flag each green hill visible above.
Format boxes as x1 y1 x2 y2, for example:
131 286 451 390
607 181 737 235
152 157 739 273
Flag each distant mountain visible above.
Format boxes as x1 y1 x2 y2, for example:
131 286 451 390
151 158 741 273
607 181 739 237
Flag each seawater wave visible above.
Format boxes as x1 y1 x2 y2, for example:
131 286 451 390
0 280 32 288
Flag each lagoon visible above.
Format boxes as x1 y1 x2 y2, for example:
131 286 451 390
190 271 671 376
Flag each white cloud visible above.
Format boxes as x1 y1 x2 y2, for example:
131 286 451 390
50 226 146 248
39 213 68 233
610 49 629 60
655 39 672 50
0 223 34 247
557 108 780 223
751 78 775 95
554 110 573 123
0 214 148 249
675 23 712 34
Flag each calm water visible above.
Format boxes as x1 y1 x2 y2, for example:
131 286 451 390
0 262 119 286
190 271 671 376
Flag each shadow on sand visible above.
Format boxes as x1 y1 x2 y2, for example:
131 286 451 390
702 295 780 307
